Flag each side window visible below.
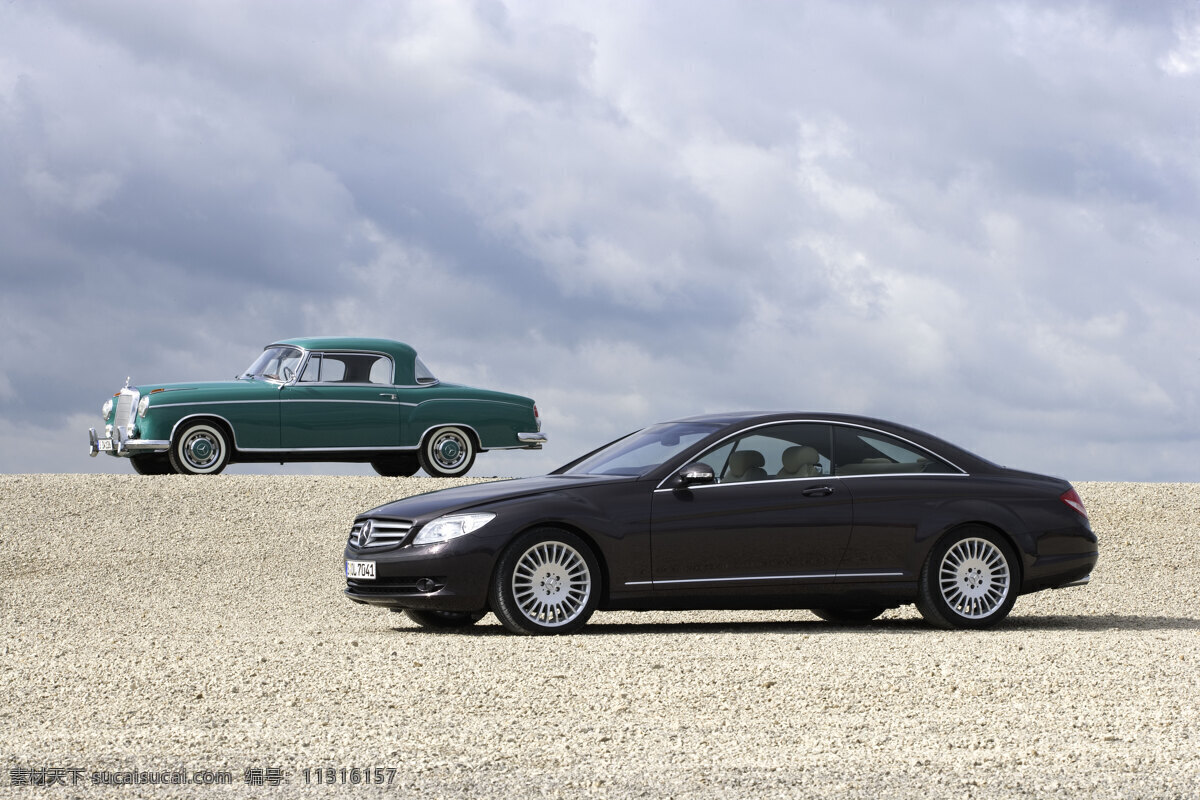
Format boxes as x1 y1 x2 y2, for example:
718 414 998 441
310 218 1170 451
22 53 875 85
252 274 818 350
368 356 393 385
694 423 833 484
299 355 321 382
414 357 438 385
319 357 347 382
832 426 955 476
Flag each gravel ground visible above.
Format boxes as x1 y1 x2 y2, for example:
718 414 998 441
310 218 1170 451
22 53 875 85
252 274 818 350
1 475 1197 799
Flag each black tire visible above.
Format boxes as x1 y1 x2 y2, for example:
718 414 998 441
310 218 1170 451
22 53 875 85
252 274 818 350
403 609 486 629
371 455 420 477
916 526 1020 630
418 426 476 477
811 607 887 625
169 420 231 475
490 528 600 635
130 453 175 475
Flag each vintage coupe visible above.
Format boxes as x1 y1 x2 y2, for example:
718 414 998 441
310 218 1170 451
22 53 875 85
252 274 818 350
344 412 1097 634
89 337 544 476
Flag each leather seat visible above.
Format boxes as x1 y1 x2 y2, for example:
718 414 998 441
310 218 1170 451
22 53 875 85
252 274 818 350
726 450 768 482
778 446 822 478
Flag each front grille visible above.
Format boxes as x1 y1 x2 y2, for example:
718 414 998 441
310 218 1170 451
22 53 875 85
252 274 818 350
348 518 413 549
114 390 139 431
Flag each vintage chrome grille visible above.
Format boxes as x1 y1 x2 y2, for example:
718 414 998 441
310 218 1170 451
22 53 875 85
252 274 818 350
348 518 413 549
114 390 139 431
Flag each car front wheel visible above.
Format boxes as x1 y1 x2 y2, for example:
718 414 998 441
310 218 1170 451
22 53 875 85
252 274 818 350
419 426 476 477
169 421 231 475
916 526 1019 629
491 529 600 635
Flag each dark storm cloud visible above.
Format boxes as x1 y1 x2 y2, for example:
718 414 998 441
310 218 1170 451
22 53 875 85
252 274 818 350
0 0 1196 479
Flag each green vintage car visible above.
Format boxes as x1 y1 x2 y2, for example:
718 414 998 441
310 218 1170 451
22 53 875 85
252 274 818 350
88 337 545 476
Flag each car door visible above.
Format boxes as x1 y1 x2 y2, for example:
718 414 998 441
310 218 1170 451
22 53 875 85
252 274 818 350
649 423 853 591
279 352 401 449
831 423 966 582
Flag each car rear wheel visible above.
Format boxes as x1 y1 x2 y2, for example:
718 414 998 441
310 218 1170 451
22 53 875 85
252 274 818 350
811 607 887 625
403 609 486 629
130 453 175 475
371 455 420 477
491 529 600 635
419 426 476 477
917 526 1019 629
169 421 231 475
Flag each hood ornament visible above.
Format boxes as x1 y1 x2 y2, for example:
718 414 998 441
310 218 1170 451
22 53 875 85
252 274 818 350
124 376 132 389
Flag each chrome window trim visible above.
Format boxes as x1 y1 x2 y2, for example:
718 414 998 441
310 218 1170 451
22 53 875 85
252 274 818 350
651 471 971 494
653 419 968 491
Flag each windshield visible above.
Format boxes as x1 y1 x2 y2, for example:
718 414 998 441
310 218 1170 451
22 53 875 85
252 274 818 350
560 421 722 477
242 346 304 383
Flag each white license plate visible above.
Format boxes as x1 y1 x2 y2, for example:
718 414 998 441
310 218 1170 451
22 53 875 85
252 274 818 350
345 560 376 580
98 438 115 452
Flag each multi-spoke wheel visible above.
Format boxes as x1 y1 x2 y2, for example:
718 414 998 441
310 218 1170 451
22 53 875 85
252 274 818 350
169 421 231 475
917 526 1019 629
491 529 600 635
403 609 486 629
419 426 476 477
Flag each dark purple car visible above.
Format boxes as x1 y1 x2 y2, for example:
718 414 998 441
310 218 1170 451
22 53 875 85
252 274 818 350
344 412 1097 635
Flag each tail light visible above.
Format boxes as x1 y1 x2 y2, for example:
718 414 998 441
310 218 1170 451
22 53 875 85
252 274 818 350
534 404 541 431
1060 488 1088 519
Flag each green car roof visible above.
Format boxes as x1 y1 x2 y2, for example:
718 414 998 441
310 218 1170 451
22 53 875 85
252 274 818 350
271 337 418 361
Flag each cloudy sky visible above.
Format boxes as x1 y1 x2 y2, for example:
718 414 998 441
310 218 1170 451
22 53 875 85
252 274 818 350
1 1 1197 480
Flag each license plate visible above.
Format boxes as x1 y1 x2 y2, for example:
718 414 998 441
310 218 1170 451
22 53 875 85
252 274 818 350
98 438 115 452
345 560 376 580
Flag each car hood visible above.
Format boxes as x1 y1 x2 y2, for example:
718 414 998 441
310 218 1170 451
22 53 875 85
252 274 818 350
134 380 281 402
362 474 632 521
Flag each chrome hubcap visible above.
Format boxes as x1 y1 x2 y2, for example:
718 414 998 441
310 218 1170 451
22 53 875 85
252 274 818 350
939 537 1010 619
512 541 591 627
183 431 221 469
430 430 468 470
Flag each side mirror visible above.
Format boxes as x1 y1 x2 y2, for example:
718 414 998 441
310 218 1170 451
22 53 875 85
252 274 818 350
677 462 715 487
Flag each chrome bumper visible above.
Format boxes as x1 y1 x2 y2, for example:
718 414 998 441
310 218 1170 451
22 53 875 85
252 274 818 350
89 427 170 458
517 432 547 449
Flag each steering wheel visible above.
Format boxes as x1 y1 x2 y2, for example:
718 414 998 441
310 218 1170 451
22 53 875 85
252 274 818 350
281 366 295 382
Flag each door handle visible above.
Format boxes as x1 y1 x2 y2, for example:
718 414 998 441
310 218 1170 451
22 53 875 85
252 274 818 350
802 486 834 497
379 393 397 400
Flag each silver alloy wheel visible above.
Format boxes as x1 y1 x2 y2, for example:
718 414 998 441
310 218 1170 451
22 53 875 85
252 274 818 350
511 541 593 628
938 536 1011 619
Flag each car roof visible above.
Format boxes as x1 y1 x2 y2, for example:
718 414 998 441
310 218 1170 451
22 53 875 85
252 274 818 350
270 337 417 361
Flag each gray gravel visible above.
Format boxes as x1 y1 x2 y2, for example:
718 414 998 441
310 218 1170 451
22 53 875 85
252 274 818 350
1 476 1197 798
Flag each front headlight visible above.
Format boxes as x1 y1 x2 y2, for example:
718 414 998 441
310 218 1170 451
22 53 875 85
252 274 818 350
101 398 114 420
412 513 495 545
137 395 151 418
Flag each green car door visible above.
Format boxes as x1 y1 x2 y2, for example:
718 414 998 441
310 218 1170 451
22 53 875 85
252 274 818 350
279 351 401 449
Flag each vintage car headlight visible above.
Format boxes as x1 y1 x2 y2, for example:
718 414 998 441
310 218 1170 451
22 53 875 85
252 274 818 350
137 396 151 418
101 398 114 419
412 513 495 545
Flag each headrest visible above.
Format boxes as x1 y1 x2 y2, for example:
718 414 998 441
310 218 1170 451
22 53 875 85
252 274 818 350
781 446 819 472
728 450 765 476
